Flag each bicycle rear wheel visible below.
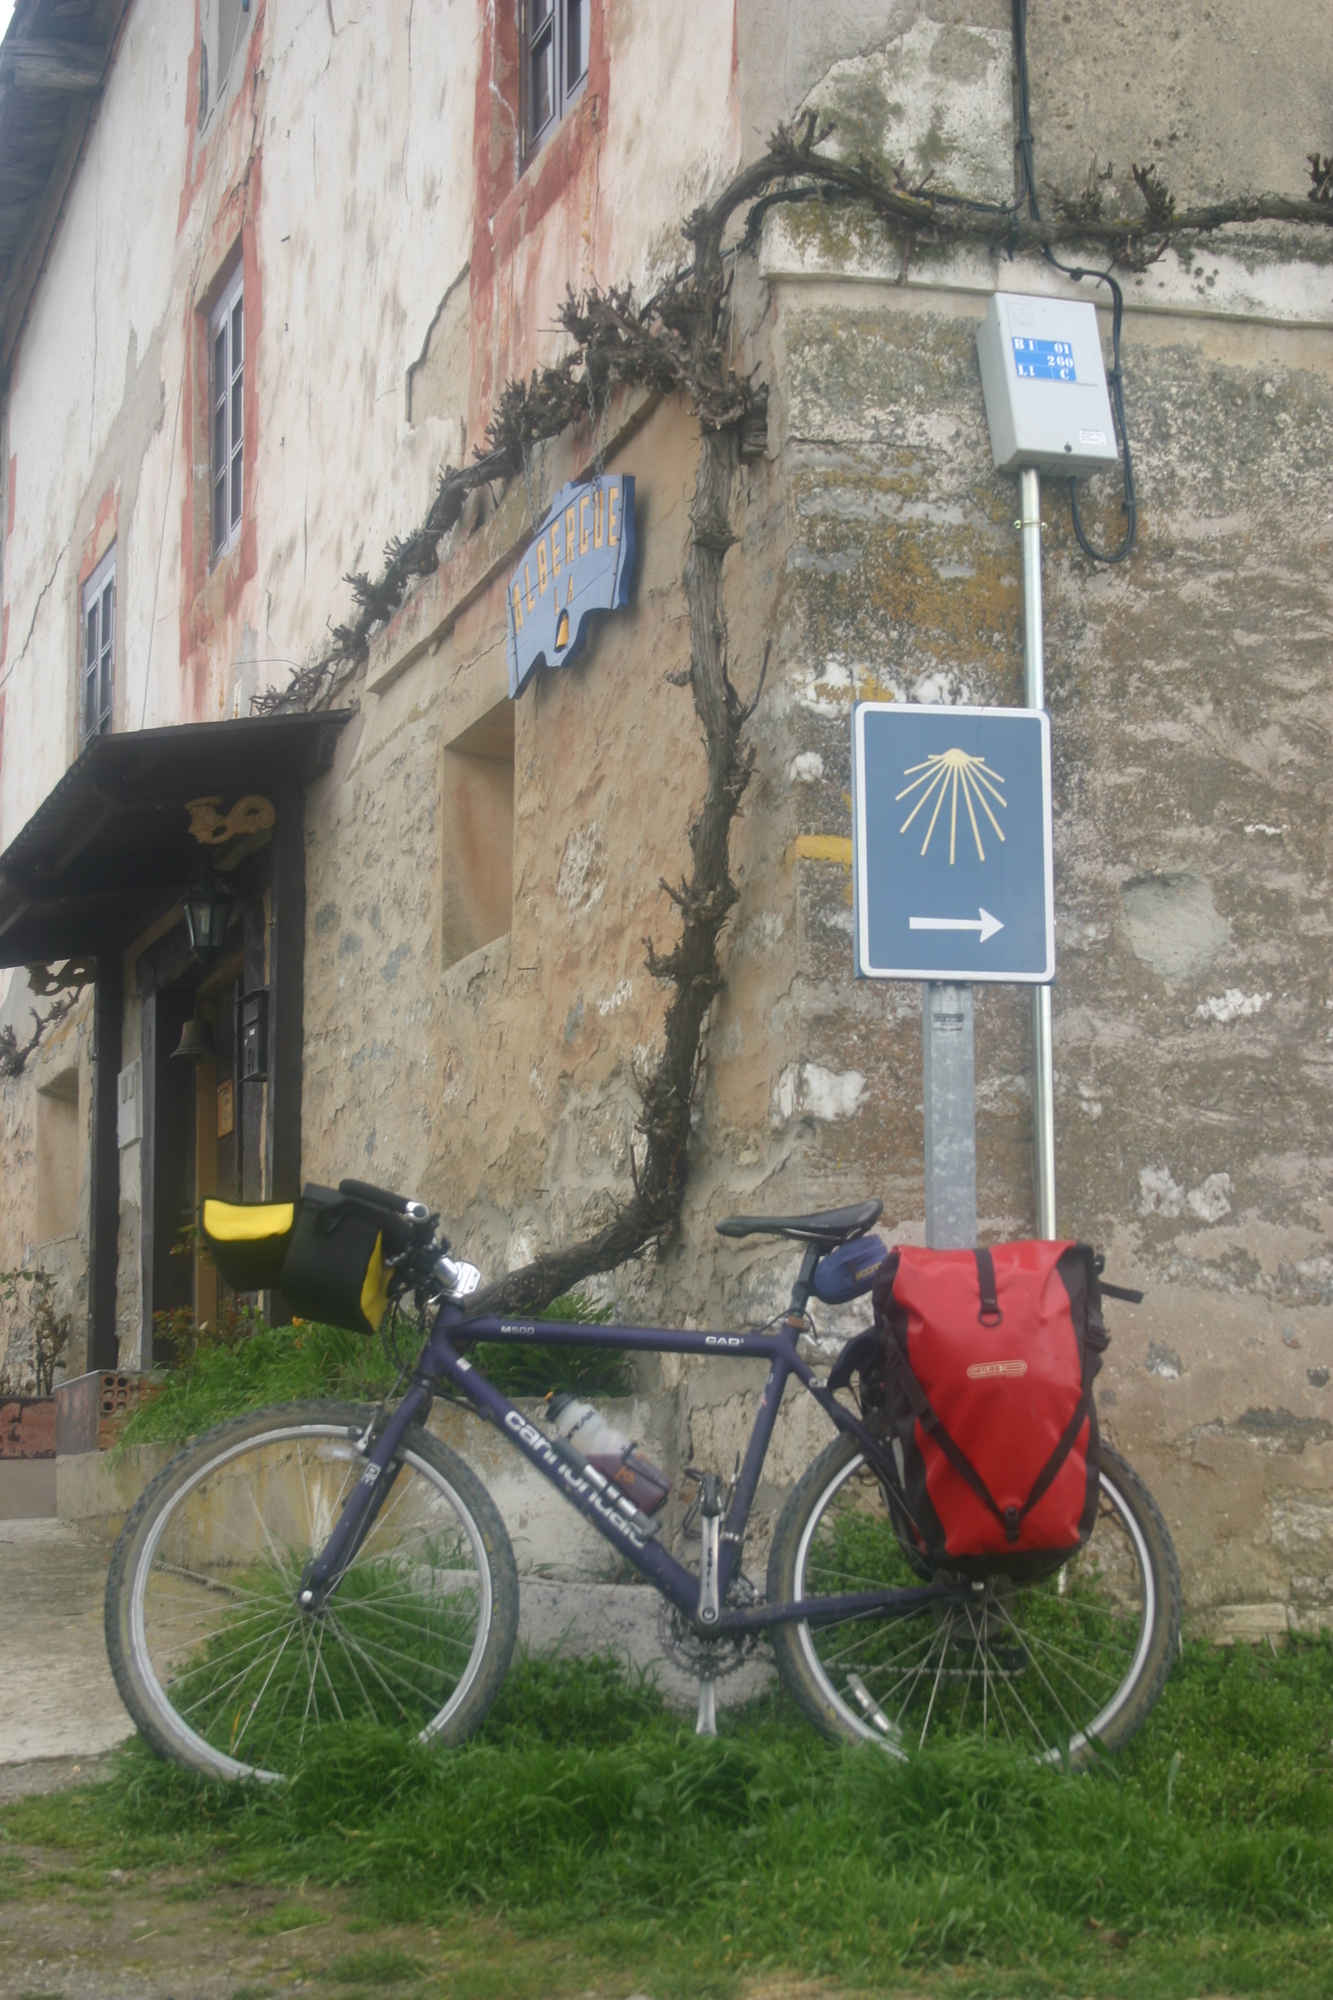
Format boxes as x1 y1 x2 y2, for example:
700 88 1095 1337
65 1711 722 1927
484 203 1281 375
767 1435 1179 1763
106 1401 519 1782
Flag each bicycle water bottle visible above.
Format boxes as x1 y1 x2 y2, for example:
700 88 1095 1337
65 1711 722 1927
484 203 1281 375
547 1394 671 1514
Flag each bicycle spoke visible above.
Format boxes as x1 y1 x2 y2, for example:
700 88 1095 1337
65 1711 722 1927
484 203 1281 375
321 1612 383 1727
324 1614 425 1723
229 1626 298 1758
174 1623 295 1722
915 1629 951 1749
295 1618 323 1749
313 1625 347 1725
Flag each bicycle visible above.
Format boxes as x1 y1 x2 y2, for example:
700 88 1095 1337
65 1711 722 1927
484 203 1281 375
106 1181 1181 1783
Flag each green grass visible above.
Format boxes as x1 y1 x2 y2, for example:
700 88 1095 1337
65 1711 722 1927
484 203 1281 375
4 1640 1331 1997
119 1294 630 1449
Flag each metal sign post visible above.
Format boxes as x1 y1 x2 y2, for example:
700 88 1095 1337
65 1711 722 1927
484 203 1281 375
923 983 977 1247
852 700 1055 1249
1020 467 1057 1240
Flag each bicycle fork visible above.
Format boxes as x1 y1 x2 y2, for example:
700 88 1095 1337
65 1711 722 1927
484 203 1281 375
297 1380 434 1612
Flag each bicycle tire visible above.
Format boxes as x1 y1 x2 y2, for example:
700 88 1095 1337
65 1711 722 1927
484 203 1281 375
767 1435 1179 1763
106 1400 519 1783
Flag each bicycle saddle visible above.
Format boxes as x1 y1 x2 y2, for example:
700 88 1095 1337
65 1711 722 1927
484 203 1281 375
715 1200 883 1245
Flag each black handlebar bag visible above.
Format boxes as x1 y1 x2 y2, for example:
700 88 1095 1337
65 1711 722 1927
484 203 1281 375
871 1241 1109 1580
200 1186 399 1337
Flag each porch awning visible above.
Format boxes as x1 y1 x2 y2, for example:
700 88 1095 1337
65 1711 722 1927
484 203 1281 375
0 713 350 966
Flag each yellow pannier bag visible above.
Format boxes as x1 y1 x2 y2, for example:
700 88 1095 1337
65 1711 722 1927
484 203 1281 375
200 1200 296 1293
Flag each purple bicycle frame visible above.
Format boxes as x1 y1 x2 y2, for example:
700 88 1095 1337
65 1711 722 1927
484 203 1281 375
300 1301 951 1631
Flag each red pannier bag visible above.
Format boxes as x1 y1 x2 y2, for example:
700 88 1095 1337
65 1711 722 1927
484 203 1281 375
872 1241 1109 1577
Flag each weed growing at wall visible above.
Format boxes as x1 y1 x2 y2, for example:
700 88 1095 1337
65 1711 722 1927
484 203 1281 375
118 1295 627 1448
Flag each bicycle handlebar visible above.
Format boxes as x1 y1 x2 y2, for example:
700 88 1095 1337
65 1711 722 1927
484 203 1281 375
339 1177 415 1214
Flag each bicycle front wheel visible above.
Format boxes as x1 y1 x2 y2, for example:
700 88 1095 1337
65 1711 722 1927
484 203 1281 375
768 1435 1179 1763
106 1401 519 1782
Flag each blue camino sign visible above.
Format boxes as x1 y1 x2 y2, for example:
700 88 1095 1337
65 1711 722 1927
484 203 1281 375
506 474 636 698
851 701 1054 983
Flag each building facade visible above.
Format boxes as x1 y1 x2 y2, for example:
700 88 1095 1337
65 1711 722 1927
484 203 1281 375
0 0 1330 1626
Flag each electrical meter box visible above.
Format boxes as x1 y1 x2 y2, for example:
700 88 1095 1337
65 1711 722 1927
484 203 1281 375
976 292 1120 477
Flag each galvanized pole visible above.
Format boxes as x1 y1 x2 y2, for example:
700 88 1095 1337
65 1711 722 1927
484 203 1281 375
923 982 977 1248
1020 466 1057 1239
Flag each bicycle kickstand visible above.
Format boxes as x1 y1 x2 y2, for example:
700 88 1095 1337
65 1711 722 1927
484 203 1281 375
695 1472 723 1737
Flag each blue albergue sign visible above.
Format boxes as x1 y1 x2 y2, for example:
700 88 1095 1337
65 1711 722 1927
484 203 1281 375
851 702 1054 983
1011 335 1077 382
506 475 636 697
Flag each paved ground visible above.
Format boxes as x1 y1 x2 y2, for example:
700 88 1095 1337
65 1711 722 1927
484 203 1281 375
0 1519 135 1771
0 1518 771 1780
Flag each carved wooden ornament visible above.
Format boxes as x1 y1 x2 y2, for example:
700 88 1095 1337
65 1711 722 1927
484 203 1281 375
185 795 278 845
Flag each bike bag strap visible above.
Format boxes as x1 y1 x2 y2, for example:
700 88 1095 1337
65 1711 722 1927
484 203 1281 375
1093 1251 1144 1305
974 1247 1002 1326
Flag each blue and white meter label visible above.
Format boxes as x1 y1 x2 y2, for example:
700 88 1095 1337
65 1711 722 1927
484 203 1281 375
1012 336 1077 382
851 703 1055 984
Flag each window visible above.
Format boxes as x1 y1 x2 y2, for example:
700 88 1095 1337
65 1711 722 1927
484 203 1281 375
36 1065 80 1242
522 0 589 158
81 546 115 742
210 263 244 561
198 0 253 130
217 0 251 85
441 702 515 970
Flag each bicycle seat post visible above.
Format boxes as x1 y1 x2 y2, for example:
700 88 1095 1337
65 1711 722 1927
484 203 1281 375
785 1243 823 1324
695 1471 724 1737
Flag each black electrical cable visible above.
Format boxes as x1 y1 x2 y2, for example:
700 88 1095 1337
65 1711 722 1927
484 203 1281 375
1011 0 1137 563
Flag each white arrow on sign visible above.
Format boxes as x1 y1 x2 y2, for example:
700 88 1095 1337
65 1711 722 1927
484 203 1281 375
909 908 1004 943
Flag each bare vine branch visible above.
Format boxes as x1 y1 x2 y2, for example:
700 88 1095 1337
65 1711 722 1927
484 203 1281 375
0 992 81 1080
257 117 1331 718
249 111 1333 1315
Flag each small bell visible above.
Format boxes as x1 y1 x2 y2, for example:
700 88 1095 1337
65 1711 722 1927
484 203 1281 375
172 1013 219 1064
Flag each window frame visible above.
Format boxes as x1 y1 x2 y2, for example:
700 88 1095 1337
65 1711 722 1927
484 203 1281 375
520 0 590 164
198 0 254 133
80 544 116 745
208 260 245 565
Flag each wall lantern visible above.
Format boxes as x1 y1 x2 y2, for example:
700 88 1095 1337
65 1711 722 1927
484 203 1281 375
241 987 269 1082
182 865 239 965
